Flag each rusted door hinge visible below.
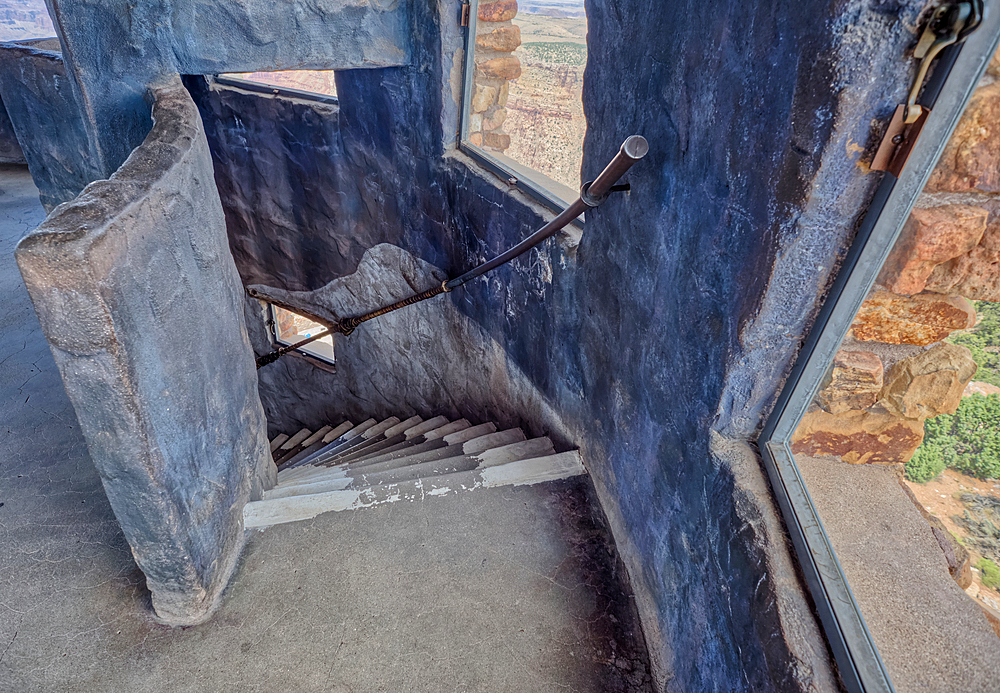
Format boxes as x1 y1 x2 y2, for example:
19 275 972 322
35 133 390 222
461 4 471 27
871 1 983 176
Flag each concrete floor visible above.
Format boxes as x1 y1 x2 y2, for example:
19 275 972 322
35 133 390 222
0 165 651 692
798 455 1000 692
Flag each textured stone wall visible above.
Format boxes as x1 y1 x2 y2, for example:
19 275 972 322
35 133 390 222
0 43 99 209
15 77 272 626
28 0 412 207
190 0 937 687
0 95 25 164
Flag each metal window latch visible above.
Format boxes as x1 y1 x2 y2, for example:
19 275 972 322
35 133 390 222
871 1 983 176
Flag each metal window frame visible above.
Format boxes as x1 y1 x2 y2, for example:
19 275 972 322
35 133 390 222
757 11 1000 693
213 74 338 105
458 0 586 217
268 303 337 367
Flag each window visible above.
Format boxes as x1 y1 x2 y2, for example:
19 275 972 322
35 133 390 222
269 304 335 365
217 70 338 101
0 0 55 43
759 15 1000 693
460 0 587 210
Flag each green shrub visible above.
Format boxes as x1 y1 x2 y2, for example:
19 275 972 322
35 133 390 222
905 444 946 483
915 394 1000 481
978 557 1000 590
948 301 1000 388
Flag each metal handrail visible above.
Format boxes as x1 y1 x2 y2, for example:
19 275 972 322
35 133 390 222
256 135 648 368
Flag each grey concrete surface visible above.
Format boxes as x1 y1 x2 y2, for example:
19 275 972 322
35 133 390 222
16 78 271 626
0 165 651 691
797 455 1000 692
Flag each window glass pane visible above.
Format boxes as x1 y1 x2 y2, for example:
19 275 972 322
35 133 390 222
222 70 337 98
788 53 1000 687
0 0 55 42
466 0 586 204
272 305 335 363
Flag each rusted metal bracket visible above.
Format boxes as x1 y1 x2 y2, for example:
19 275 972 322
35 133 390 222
871 0 982 176
461 4 471 27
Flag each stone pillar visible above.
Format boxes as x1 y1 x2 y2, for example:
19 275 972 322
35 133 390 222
15 76 273 626
0 44 101 210
469 0 521 152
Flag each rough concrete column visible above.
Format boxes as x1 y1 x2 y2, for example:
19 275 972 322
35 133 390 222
0 44 100 210
15 75 273 626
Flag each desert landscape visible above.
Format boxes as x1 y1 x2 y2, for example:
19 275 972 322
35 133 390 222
0 0 54 42
503 7 587 191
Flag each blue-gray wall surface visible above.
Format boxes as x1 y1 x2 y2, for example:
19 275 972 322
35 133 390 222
186 0 930 688
3 0 936 687
0 44 98 209
0 95 26 164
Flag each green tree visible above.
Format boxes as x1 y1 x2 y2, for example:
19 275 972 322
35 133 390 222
978 557 1000 590
948 301 1000 388
906 394 1000 482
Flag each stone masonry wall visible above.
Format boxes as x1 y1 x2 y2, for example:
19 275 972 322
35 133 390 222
14 77 272 626
468 0 521 152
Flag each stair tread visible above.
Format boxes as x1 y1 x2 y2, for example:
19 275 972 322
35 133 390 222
404 416 449 438
269 433 289 452
423 419 470 440
384 416 422 438
319 436 449 469
333 433 407 463
280 428 312 450
361 417 401 440
246 451 586 528
442 422 496 445
322 421 355 444
295 420 379 467
300 425 334 449
273 437 556 495
462 428 526 455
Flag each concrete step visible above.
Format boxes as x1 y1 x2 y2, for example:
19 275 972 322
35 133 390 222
282 443 465 489
265 437 558 500
246 451 586 528
403 416 448 438
284 417 378 470
273 428 314 466
269 433 289 452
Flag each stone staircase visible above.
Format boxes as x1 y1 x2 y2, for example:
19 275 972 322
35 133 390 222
245 415 586 529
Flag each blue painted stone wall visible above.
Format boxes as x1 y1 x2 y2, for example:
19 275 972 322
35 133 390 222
188 0 928 687
0 95 25 164
0 44 99 209
35 0 412 203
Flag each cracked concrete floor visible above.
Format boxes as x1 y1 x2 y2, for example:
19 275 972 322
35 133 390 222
0 165 652 692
